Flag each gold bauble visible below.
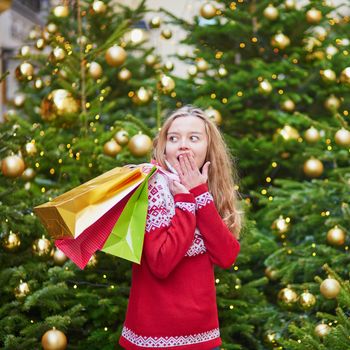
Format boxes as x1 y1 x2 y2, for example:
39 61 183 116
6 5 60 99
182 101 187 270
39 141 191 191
315 323 331 338
15 62 34 81
324 95 340 111
271 216 289 234
276 125 299 140
41 89 80 122
281 100 295 112
164 61 174 71
1 155 25 178
334 128 350 147
14 281 30 299
218 66 227 77
200 3 217 19
47 23 58 33
128 133 153 157
92 0 106 14
145 54 157 66
306 8 322 24
303 158 324 178
35 38 45 50
103 139 122 157
196 58 209 72
304 127 320 143
53 5 69 18
32 236 52 257
320 69 336 83
118 68 132 81
326 226 346 246
271 33 290 50
320 278 341 299
132 87 151 105
114 130 129 146
24 142 37 156
41 328 67 350
187 65 198 77
278 287 298 306
2 232 21 251
34 78 44 89
158 75 175 94
265 266 278 281
51 47 65 61
326 45 338 57
299 291 316 309
258 80 272 94
284 0 296 10
88 62 103 79
87 254 98 267
149 16 161 28
161 28 172 39
21 167 36 181
20 45 31 56
14 93 26 107
340 67 350 85
204 108 222 126
263 4 279 20
53 248 68 265
313 26 327 41
105 46 127 67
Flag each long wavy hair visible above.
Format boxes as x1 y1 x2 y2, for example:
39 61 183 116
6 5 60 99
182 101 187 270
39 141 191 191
152 105 243 238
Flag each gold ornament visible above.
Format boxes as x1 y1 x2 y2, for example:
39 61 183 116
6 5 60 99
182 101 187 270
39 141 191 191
53 248 68 265
92 0 106 14
161 28 172 39
114 130 129 146
303 158 324 178
299 291 316 309
21 168 36 181
129 29 145 44
340 67 350 85
218 66 227 77
1 155 25 178
326 45 338 57
19 45 31 56
306 8 322 24
200 3 217 19
32 236 52 257
265 266 278 280
105 46 127 67
149 16 161 28
29 28 39 40
87 254 98 267
53 5 69 18
334 128 350 147
204 108 222 126
103 139 122 157
34 78 44 89
320 278 341 299
313 26 327 41
145 54 157 66
24 142 37 156
320 69 336 83
164 61 174 71
263 4 279 20
271 33 290 49
118 68 132 81
51 47 65 61
284 0 296 10
158 75 175 94
278 287 298 307
88 62 103 79
41 89 80 122
14 280 30 299
128 133 153 157
258 80 272 94
41 328 67 350
15 62 34 81
326 226 346 246
304 127 320 143
276 125 299 140
281 100 295 112
14 93 26 107
132 87 152 105
196 58 209 72
315 323 331 338
35 38 45 50
47 23 58 33
2 232 21 251
77 36 88 46
324 95 340 111
272 216 289 235
264 331 280 346
187 65 198 77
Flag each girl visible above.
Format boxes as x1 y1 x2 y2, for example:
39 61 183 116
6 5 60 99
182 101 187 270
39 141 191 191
119 106 243 350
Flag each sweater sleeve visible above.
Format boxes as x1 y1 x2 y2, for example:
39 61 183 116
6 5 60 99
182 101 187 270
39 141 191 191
189 183 240 269
142 173 196 279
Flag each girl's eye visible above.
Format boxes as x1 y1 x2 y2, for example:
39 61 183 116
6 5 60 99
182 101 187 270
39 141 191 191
168 136 178 142
190 135 199 141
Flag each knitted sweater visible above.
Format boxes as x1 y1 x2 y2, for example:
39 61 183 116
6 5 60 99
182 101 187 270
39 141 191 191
119 171 240 350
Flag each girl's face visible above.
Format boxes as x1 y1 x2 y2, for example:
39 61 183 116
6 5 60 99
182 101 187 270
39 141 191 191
165 116 209 170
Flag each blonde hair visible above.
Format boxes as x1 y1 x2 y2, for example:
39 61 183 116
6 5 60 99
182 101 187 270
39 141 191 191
152 105 243 239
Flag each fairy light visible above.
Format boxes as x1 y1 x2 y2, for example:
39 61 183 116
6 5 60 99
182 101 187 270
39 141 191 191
58 159 62 164
266 177 271 182
35 162 40 168
237 91 243 96
261 189 267 195
50 168 55 174
222 98 228 103
95 114 100 120
41 187 46 193
211 93 216 99
272 162 277 167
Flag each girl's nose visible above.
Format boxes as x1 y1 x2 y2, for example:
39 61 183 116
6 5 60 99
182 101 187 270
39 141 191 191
179 139 190 150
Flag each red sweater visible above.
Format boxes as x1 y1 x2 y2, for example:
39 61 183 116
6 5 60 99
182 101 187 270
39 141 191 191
119 172 240 350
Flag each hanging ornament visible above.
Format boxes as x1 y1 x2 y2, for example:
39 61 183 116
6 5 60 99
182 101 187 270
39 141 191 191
14 280 30 299
161 28 172 39
14 93 26 107
92 0 106 14
1 155 25 178
88 62 103 79
145 54 157 67
164 61 174 71
299 291 316 309
41 328 67 350
32 236 52 257
50 47 66 62
326 226 346 246
132 87 152 105
47 23 58 33
258 80 272 95
334 128 350 147
128 133 153 157
320 69 336 83
263 4 279 20
29 28 40 40
326 45 338 57
306 8 322 24
312 26 327 41
271 33 290 50
87 254 98 267
324 95 340 111
41 89 80 122
275 125 299 140
218 66 227 77
103 139 122 157
53 5 69 18
315 323 331 338
105 45 127 67
114 130 129 146
280 100 295 112
320 278 341 299
284 0 296 10
158 74 175 94
264 331 280 346
2 232 21 251
15 62 34 81
265 266 278 281
118 68 132 81
149 16 161 28
304 127 320 143
53 248 68 265
35 38 45 50
271 216 290 235
278 287 298 307
24 142 37 156
303 158 324 178
196 58 209 72
19 46 31 57
340 67 350 85
200 2 217 19
204 108 222 126
21 168 36 181
34 78 44 89
187 65 198 77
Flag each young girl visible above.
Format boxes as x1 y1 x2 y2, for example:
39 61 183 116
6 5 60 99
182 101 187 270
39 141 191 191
119 106 243 350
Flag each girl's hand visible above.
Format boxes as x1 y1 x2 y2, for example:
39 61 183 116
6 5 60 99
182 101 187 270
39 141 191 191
169 180 190 195
173 152 210 190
